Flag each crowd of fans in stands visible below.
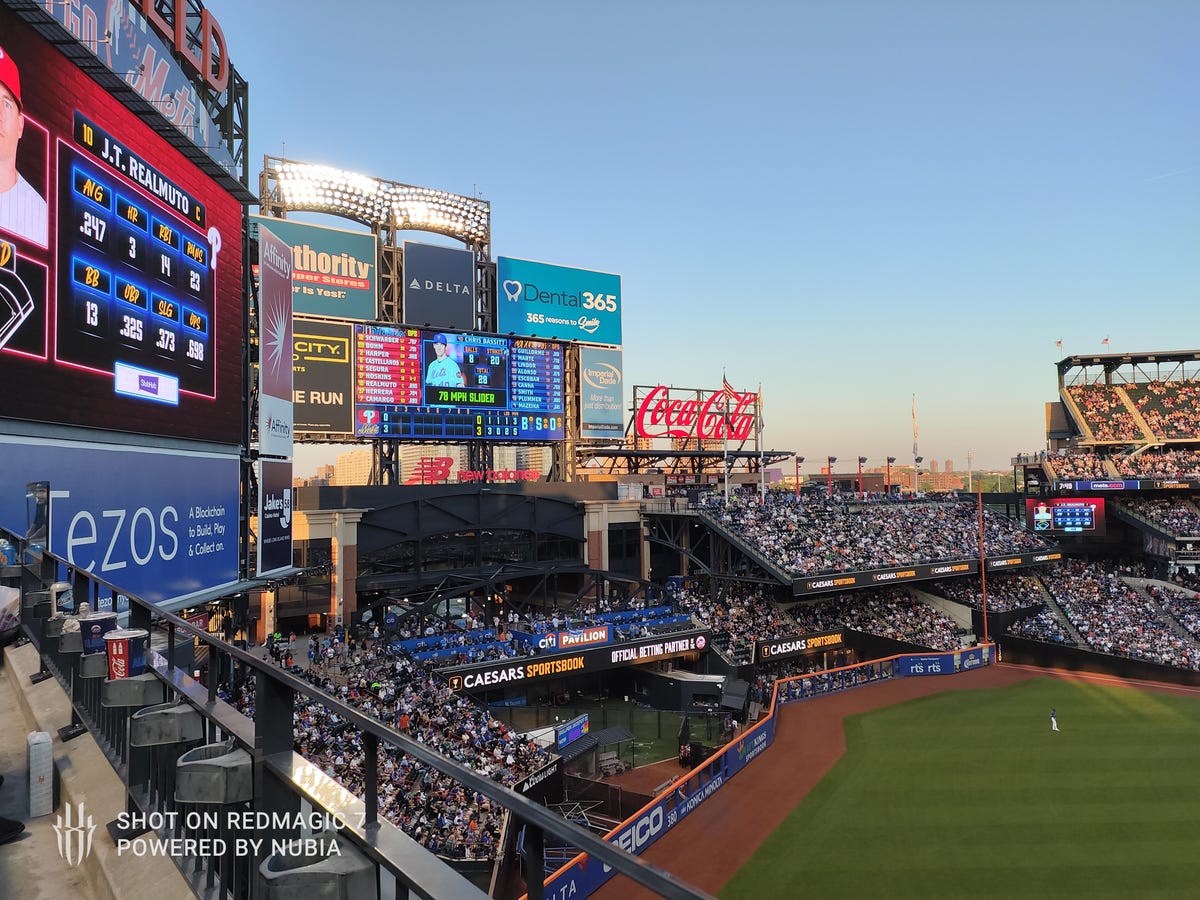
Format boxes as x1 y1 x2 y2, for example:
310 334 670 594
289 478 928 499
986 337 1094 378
1113 449 1200 479
1119 496 1200 536
1126 381 1200 440
1039 559 1200 669
788 587 962 651
1066 384 1143 442
925 572 1045 612
698 492 1050 576
1046 452 1111 480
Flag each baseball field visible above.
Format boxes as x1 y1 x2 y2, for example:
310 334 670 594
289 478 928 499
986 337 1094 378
599 665 1200 900
722 674 1200 898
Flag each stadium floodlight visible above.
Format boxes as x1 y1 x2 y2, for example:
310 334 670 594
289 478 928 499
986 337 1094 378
265 157 490 244
857 456 868 500
827 456 837 499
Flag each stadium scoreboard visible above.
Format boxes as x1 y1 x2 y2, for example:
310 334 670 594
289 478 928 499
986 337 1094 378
0 5 243 445
59 114 215 407
354 325 565 440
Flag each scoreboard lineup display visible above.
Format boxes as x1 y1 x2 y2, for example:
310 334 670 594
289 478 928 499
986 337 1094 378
354 325 565 440
58 114 215 405
1026 498 1105 535
0 4 243 446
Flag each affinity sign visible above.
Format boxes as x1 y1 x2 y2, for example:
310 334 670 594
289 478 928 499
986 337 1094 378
497 257 621 346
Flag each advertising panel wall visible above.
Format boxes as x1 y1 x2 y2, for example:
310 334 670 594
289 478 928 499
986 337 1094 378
579 346 624 439
401 240 475 331
0 6 244 444
292 318 354 434
497 256 622 346
0 435 239 606
443 630 710 692
753 630 844 664
257 458 293 576
354 325 565 441
249 215 377 321
256 224 294 457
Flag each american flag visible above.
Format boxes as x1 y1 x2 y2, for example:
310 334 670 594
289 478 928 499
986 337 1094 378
1101 337 1110 346
722 376 737 405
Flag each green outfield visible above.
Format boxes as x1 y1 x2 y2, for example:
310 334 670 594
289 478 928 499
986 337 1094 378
721 678 1200 899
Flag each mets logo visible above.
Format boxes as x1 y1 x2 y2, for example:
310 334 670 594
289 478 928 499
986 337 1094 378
404 456 454 484
54 801 96 866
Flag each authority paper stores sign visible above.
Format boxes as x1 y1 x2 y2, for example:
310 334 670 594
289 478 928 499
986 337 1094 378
497 256 621 345
250 216 377 321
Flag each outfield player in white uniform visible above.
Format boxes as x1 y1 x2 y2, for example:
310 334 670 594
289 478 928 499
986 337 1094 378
1050 707 1060 732
0 46 48 247
426 333 465 387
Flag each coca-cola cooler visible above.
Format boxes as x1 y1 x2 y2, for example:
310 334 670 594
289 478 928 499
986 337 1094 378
104 628 149 679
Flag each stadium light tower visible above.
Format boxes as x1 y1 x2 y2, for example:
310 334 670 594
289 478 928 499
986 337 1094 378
857 456 868 500
914 456 924 497
794 455 805 498
886 456 896 496
827 456 837 498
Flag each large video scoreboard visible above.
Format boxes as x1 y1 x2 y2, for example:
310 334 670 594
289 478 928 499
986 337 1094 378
0 5 243 445
354 325 565 440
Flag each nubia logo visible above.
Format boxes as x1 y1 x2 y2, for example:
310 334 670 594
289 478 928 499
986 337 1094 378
405 457 454 484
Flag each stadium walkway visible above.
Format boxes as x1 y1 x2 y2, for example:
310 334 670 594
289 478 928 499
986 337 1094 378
0 640 189 900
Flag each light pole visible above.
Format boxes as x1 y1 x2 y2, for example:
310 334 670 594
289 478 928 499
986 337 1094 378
793 455 804 498
967 449 974 493
857 456 867 500
827 456 837 499
886 456 896 496
913 455 923 497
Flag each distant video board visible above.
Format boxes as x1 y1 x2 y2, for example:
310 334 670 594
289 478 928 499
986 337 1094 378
0 6 243 445
1026 498 1106 535
353 325 565 441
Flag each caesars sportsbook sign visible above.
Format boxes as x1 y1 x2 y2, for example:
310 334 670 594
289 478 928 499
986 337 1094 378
443 631 710 692
497 257 621 345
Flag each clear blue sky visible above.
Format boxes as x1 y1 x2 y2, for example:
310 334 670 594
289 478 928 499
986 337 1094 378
203 0 1199 475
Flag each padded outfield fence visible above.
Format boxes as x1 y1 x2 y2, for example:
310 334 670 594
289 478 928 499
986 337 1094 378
536 644 996 899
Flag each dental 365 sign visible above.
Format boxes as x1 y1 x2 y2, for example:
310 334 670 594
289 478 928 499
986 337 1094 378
497 257 622 346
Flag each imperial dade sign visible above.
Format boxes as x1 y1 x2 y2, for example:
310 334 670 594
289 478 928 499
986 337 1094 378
634 385 758 441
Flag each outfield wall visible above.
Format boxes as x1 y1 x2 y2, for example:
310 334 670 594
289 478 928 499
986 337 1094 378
1000 635 1200 687
534 644 995 899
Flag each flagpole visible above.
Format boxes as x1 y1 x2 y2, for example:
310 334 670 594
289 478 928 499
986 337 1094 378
723 369 730 504
757 383 765 501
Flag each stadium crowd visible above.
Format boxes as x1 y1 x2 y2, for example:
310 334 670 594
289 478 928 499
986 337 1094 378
1118 496 1200 536
699 493 1051 576
1066 384 1144 442
1125 381 1200 440
924 572 1045 612
1039 559 1200 669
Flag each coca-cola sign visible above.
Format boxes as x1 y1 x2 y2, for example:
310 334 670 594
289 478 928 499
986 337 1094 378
634 385 757 440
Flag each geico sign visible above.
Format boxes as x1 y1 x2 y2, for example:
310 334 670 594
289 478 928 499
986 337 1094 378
604 806 664 871
635 385 756 440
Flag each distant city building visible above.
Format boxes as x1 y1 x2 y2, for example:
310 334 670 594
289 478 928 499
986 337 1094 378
945 458 954 473
929 459 940 474
333 449 374 485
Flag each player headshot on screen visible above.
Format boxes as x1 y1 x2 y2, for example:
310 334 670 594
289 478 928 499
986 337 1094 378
0 46 48 247
426 333 465 387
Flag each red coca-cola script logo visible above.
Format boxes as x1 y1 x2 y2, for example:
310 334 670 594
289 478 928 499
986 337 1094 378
635 386 756 440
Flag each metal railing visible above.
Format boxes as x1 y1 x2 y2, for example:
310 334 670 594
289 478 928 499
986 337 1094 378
5 527 713 900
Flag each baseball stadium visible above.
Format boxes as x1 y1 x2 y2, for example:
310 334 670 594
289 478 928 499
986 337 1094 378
2 3 1199 900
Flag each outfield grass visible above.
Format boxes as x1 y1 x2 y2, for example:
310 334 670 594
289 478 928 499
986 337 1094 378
722 678 1200 898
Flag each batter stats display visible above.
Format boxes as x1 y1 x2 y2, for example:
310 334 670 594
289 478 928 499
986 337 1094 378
354 325 565 440
0 8 243 445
